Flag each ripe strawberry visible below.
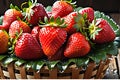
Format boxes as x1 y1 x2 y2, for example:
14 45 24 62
9 20 31 38
89 18 116 44
63 12 85 35
23 0 48 26
31 26 41 42
0 30 9 54
64 33 91 58
15 33 44 60
52 0 74 18
39 27 67 57
0 9 23 31
48 46 65 61
79 7 94 22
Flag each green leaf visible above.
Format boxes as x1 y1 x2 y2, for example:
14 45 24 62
35 60 46 70
46 60 60 70
45 6 52 12
0 55 7 61
15 59 27 66
25 61 34 70
114 37 120 48
88 50 107 64
0 16 3 25
94 11 120 37
75 57 89 67
2 57 17 65
74 7 83 12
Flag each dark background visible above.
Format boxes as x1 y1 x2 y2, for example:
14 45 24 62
0 0 120 25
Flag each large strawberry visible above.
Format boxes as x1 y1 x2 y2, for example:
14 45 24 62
15 33 44 60
31 26 41 42
0 30 9 54
39 17 67 57
64 32 91 58
9 20 31 38
23 0 48 26
89 18 116 44
0 8 23 31
79 7 94 23
52 0 74 18
63 12 85 35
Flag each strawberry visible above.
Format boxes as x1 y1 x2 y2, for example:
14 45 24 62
9 20 31 38
0 30 9 54
39 27 67 57
64 32 91 58
31 26 41 42
15 33 44 60
63 12 85 35
52 0 74 18
0 9 23 31
48 46 65 61
89 18 116 44
23 0 48 26
79 7 94 22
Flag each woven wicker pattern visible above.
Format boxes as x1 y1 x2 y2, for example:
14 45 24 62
0 57 111 79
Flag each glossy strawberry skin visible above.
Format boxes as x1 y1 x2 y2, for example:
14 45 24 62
0 9 23 31
27 3 48 26
0 30 9 54
64 33 91 58
9 20 31 38
79 7 94 22
15 33 44 60
31 26 40 42
93 18 116 44
52 1 73 18
63 12 77 35
39 27 67 57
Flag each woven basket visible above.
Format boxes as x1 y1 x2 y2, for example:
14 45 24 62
0 55 112 79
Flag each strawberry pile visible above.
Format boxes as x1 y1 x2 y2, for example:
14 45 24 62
0 0 118 61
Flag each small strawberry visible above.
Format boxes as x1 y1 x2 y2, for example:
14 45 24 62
23 0 48 26
63 12 85 35
52 0 74 18
31 26 41 42
9 20 31 38
0 30 9 54
39 17 67 58
89 18 116 44
0 8 23 31
64 32 91 58
15 33 44 60
79 7 94 22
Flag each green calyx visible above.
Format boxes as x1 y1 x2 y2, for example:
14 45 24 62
10 4 21 11
89 19 102 40
39 17 67 28
8 29 23 54
22 0 37 20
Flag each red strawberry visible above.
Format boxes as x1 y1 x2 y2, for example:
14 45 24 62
89 18 116 44
9 20 31 38
63 12 85 35
15 33 44 60
52 0 74 18
0 30 9 54
39 27 67 57
23 0 48 26
63 12 77 35
0 9 23 31
79 7 94 22
64 32 91 58
48 46 65 61
31 26 41 42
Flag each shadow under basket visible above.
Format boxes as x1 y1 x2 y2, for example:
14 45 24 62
0 56 112 79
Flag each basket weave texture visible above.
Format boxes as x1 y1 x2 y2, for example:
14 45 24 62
0 56 112 79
